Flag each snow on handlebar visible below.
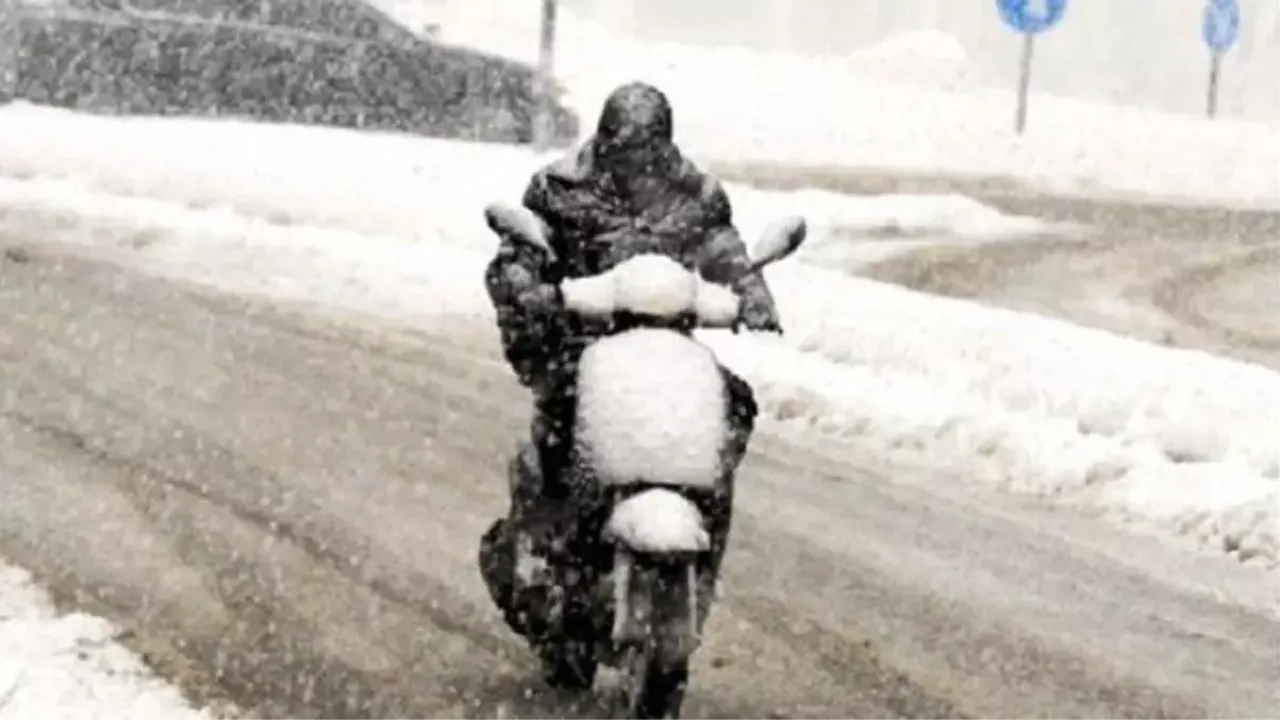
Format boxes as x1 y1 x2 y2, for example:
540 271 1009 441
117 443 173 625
483 202 808 329
558 255 741 328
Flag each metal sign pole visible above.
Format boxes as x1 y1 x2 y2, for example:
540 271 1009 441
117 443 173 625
996 0 1067 135
533 0 558 151
1014 32 1035 135
1200 0 1239 121
1206 51 1221 119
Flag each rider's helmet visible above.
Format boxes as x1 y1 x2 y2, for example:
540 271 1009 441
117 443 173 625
592 82 677 179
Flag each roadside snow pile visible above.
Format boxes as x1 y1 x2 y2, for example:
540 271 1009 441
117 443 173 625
702 265 1280 566
0 561 213 719
0 103 537 243
0 109 1275 569
846 30 975 90
436 7 1280 207
0 105 1050 247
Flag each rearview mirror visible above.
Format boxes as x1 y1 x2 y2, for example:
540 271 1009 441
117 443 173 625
484 203 555 257
747 215 807 271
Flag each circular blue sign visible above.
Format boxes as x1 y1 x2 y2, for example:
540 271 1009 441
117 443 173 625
997 0 1069 34
1202 0 1241 53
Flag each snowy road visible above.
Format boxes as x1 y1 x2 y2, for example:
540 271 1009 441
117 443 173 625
2 241 1279 718
785 184 1280 371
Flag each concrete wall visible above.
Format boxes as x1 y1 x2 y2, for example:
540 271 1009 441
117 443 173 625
565 0 1279 123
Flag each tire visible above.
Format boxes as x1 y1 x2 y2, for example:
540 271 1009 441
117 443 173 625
622 648 689 719
618 559 700 718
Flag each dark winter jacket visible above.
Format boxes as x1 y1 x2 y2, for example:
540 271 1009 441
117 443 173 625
484 83 780 389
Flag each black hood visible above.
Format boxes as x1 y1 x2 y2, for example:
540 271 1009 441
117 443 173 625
593 82 676 176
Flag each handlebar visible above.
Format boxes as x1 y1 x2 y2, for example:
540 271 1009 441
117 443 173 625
483 201 808 332
556 254 742 329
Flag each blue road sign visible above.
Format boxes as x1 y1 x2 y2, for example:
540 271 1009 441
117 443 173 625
1202 0 1241 54
997 0 1068 34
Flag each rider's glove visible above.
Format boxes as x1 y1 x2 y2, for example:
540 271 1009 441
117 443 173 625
733 295 783 335
515 283 563 316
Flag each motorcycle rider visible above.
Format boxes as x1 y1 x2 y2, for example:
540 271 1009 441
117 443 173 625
478 81 783 653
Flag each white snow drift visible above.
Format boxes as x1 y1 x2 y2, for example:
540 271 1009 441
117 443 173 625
0 561 211 719
0 104 1050 250
0 108 1274 571
427 6 1280 208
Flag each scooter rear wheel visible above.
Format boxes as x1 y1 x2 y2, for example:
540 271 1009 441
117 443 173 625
621 647 689 719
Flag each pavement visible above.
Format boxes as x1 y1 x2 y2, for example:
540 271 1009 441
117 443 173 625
859 195 1280 371
716 161 1280 371
2 230 1279 718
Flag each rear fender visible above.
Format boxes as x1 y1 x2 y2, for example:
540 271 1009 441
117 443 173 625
606 489 708 663
604 488 711 554
610 548 700 666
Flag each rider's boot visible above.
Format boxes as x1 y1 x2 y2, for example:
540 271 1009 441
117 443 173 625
478 440 545 639
479 426 576 633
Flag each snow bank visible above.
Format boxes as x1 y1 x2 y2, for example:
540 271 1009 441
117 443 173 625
705 270 1280 565
0 561 212 719
0 104 1049 248
435 8 1280 208
0 103 537 244
846 30 976 91
0 109 1275 569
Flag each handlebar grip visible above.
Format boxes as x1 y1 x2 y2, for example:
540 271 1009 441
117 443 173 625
693 280 741 328
559 275 616 317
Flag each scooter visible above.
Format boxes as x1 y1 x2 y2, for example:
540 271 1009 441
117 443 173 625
484 202 807 719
